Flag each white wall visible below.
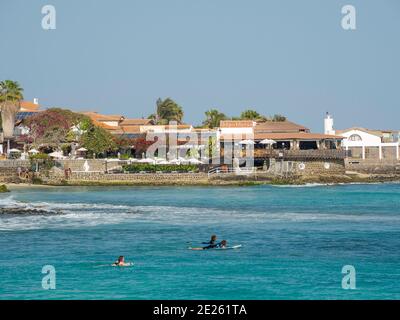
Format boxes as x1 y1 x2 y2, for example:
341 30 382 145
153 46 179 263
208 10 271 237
219 128 254 135
102 120 120 127
341 129 381 147
340 129 399 160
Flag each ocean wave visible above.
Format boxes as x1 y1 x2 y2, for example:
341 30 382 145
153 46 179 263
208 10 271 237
1 196 400 231
273 182 386 188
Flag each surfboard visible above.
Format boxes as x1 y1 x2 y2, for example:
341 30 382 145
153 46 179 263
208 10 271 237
111 262 134 267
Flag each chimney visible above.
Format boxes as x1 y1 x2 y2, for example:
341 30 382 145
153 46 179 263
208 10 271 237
33 98 39 105
324 112 335 135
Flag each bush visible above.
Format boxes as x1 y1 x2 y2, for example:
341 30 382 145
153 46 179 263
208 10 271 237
0 185 10 193
29 153 50 160
31 177 43 185
122 164 198 173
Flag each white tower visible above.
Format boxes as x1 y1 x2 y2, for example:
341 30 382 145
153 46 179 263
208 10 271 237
324 112 335 135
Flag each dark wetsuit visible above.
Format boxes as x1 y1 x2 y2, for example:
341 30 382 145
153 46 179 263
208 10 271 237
203 241 223 250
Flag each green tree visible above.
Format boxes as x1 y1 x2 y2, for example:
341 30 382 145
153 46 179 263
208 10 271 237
202 109 227 128
151 98 184 124
239 109 267 121
80 125 117 157
0 80 24 139
271 114 287 122
205 136 218 159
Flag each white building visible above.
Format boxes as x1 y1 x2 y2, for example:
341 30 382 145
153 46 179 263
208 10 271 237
217 120 256 141
324 113 400 160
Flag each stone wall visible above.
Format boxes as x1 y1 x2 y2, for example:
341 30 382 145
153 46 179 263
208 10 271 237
55 159 140 173
345 159 400 173
0 160 30 168
56 159 106 172
0 168 19 182
0 160 31 182
348 146 399 160
43 171 209 185
269 159 345 175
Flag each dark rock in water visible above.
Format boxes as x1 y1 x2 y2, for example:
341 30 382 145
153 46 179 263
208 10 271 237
0 185 10 193
0 207 62 215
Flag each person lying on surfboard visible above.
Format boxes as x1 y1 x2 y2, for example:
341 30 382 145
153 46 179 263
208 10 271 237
215 240 227 249
112 256 132 267
201 240 227 250
202 235 217 247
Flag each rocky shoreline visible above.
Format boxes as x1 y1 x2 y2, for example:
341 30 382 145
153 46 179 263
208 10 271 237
4 172 400 188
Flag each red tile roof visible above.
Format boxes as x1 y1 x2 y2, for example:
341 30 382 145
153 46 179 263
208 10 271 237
255 121 309 133
120 126 142 134
220 132 342 141
220 120 255 128
120 119 154 126
336 127 397 137
20 101 40 111
254 133 343 140
145 124 192 130
81 112 124 122
91 119 119 130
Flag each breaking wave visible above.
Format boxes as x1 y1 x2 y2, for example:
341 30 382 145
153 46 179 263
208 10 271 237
1 195 400 231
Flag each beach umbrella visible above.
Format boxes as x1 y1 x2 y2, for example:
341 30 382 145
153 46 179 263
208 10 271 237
77 147 88 152
239 140 255 145
259 139 276 145
49 151 64 158
9 148 21 153
137 158 156 164
177 144 201 149
168 158 181 164
28 148 39 154
157 160 170 165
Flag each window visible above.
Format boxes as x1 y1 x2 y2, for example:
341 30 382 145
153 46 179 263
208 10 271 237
348 134 362 141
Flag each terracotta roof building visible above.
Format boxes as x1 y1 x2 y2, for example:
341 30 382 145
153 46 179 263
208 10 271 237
255 121 310 133
80 112 125 128
16 100 42 122
220 120 256 128
20 100 41 112
120 119 154 126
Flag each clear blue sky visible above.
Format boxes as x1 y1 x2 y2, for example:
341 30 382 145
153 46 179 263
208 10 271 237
1 0 399 131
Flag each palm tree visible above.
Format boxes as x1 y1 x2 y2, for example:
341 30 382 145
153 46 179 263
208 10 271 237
239 109 268 121
0 80 24 140
271 114 287 122
202 109 227 129
153 98 184 124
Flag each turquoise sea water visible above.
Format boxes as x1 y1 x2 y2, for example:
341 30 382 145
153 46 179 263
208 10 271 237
0 183 399 300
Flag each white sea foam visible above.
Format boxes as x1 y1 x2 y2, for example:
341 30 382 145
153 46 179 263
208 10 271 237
273 182 385 188
1 196 399 231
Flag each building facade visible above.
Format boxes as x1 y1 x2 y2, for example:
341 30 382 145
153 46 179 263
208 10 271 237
325 113 400 161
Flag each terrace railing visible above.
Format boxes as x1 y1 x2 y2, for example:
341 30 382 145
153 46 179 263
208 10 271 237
254 149 349 160
208 166 256 177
